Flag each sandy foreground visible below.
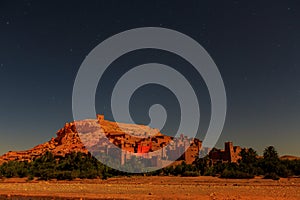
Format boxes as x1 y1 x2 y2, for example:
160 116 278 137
0 176 299 200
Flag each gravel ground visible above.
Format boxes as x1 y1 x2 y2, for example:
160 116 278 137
0 176 299 199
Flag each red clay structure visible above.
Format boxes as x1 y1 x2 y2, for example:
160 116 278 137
209 142 242 164
0 114 203 167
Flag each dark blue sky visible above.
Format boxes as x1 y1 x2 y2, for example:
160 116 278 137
0 0 299 156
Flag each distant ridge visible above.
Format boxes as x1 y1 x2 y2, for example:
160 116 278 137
280 155 300 160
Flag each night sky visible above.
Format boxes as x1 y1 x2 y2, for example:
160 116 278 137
0 1 299 156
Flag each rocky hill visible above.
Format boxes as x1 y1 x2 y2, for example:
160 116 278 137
0 122 88 164
0 115 168 164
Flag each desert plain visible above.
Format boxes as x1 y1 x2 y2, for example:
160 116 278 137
0 176 299 200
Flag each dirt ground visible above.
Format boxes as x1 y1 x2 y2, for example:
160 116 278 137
0 176 299 200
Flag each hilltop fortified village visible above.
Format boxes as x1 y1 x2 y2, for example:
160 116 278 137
0 114 243 166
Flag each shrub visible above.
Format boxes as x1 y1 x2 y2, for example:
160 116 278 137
182 171 200 177
221 169 254 179
56 171 76 180
264 173 280 180
277 164 292 178
27 174 34 181
203 167 216 176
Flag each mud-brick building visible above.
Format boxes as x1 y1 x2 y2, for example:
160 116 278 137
181 138 202 164
166 135 202 165
209 142 242 164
